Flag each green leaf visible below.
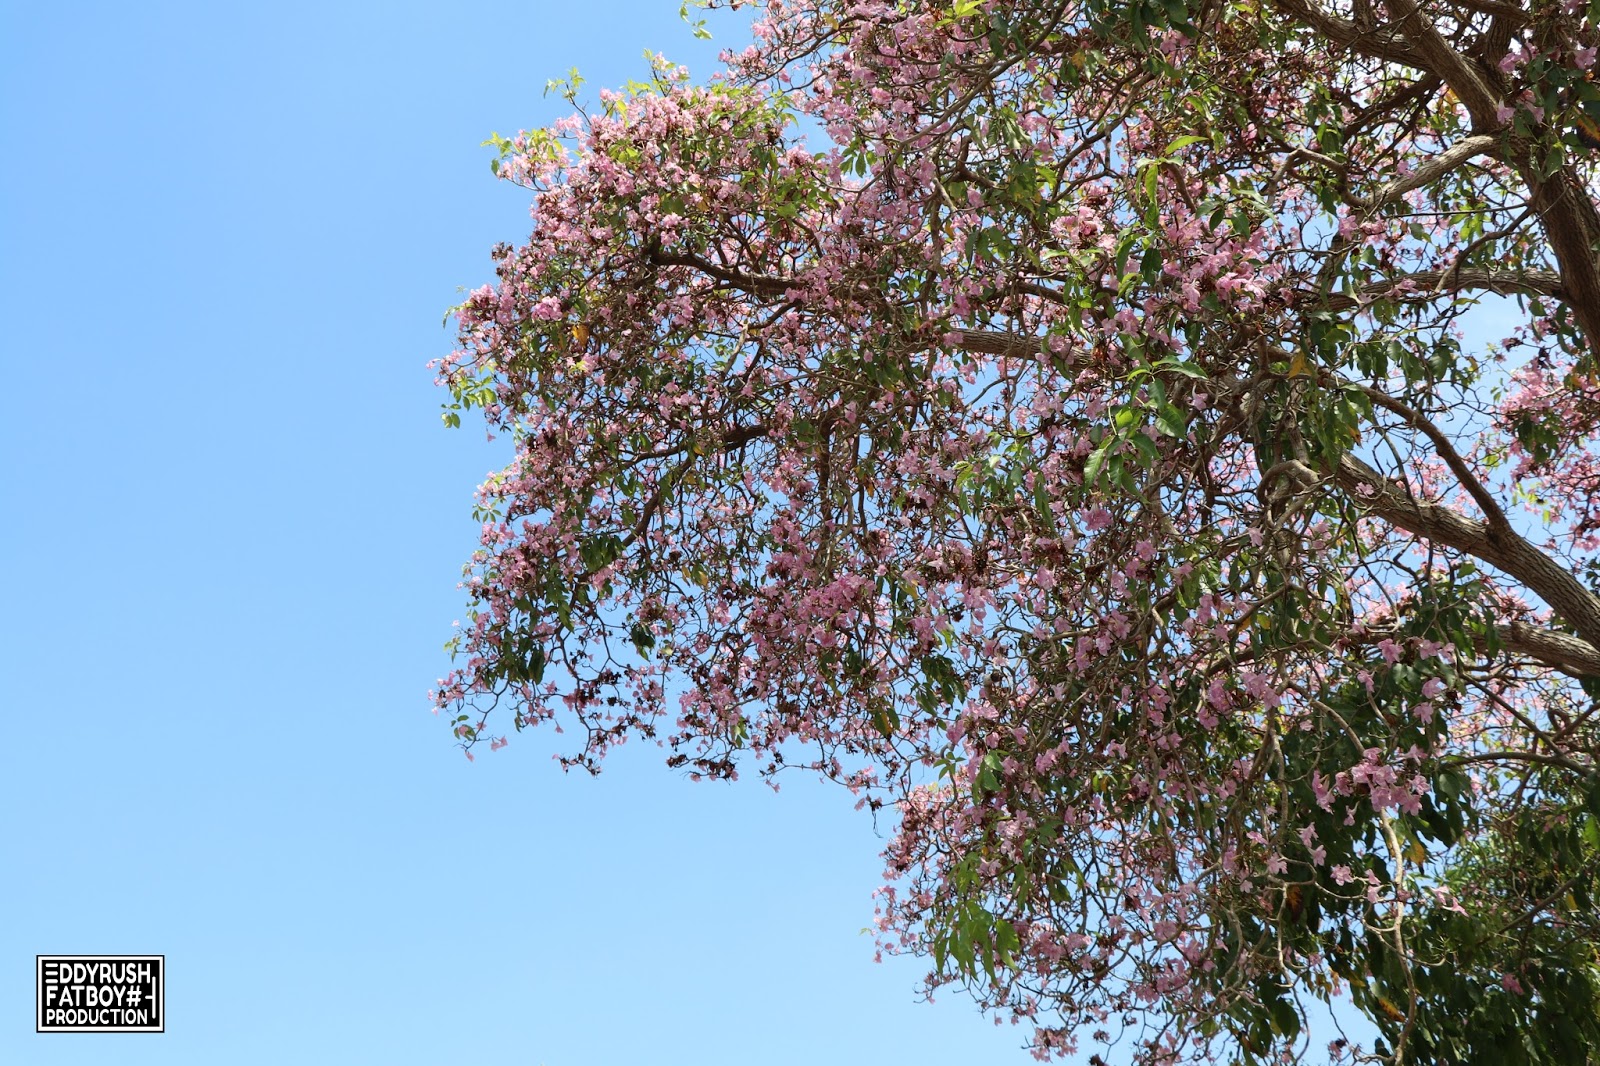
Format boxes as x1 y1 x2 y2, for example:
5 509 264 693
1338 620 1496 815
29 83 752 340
870 702 901 738
1084 441 1112 486
1130 430 1161 467
1154 402 1188 437
1163 133 1206 155
1153 357 1208 379
1033 475 1057 532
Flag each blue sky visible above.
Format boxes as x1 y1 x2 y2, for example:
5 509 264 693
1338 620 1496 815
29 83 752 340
0 2 1043 1063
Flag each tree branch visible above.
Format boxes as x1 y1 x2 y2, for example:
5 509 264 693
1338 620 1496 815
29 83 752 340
1352 382 1512 535
1495 621 1600 679
1333 453 1600 652
1307 268 1566 310
1380 0 1501 123
1354 134 1498 210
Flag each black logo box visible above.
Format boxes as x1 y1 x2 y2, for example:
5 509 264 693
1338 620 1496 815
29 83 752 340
36 955 164 1033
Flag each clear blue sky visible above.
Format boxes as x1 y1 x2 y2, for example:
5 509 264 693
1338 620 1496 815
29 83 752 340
0 2 1044 1063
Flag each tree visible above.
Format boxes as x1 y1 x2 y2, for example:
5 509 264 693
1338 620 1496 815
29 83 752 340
432 0 1600 1060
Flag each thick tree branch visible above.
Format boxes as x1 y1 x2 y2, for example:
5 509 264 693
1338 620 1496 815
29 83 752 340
1351 382 1512 534
1518 167 1600 357
1333 453 1600 652
1380 0 1501 123
649 250 793 298
1270 0 1430 67
1495 621 1600 678
1357 619 1600 676
1313 268 1567 309
1354 133 1497 210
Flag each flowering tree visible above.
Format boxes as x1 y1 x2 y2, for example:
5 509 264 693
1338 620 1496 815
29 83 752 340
433 0 1600 1060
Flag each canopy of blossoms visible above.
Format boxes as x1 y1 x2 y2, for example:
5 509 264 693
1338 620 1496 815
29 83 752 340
433 1 1600 1061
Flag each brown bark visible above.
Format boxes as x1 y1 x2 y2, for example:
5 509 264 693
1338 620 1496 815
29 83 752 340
1496 621 1600 677
1334 453 1600 653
